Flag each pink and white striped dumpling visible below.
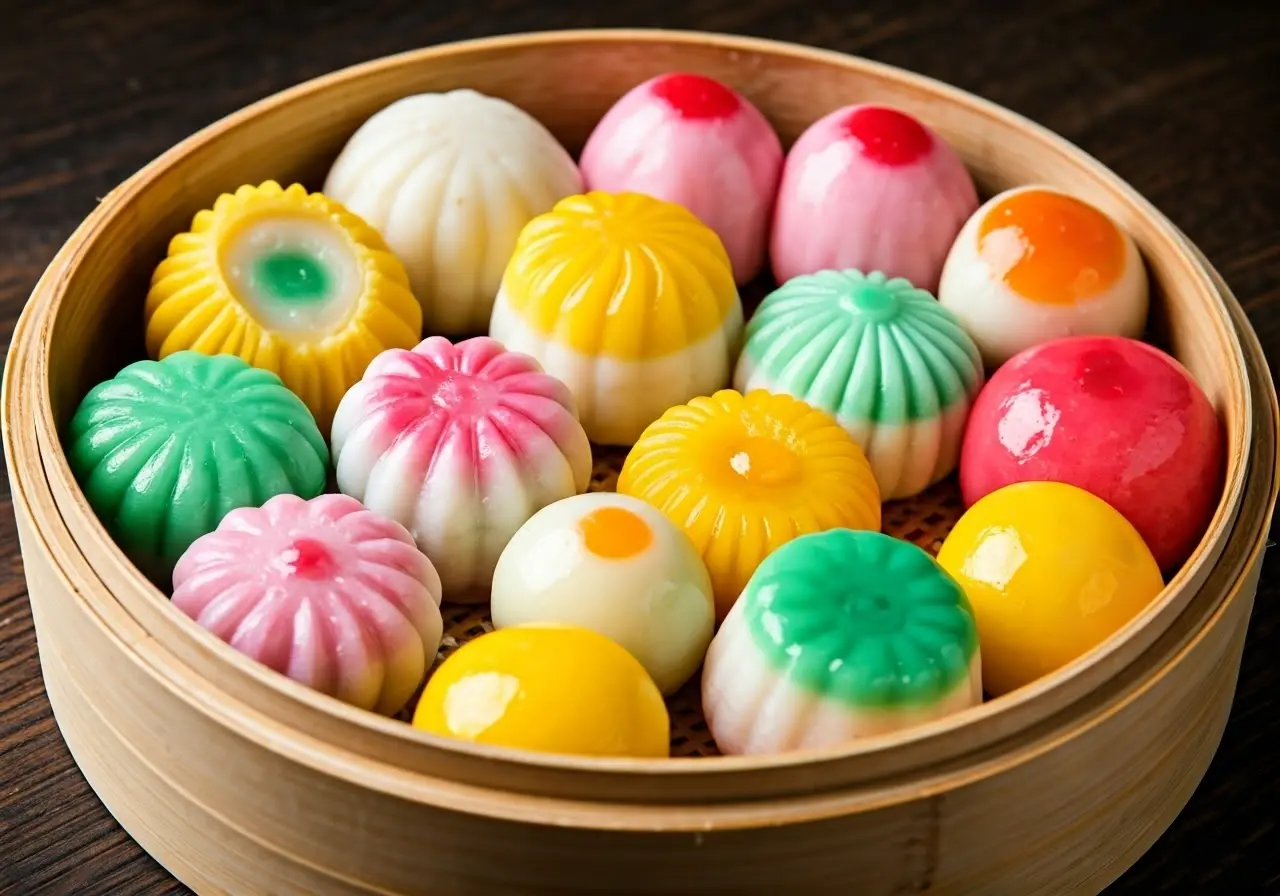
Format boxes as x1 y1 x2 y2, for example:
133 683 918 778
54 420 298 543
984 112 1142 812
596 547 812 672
171 493 444 716
331 335 593 602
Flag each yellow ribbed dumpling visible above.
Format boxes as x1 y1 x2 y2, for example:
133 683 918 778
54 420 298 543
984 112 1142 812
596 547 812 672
488 191 744 445
143 181 422 432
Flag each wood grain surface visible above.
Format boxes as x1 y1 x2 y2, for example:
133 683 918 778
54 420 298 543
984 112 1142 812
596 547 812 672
1 1 1277 893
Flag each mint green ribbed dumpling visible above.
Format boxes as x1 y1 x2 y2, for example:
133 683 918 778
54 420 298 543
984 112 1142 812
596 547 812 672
733 269 983 499
65 351 330 588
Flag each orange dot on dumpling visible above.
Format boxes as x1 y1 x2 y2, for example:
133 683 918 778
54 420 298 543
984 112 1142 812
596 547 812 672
977 189 1126 305
579 506 653 559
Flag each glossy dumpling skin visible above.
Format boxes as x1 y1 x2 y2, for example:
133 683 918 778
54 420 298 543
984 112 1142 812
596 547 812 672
771 104 979 293
65 351 329 587
490 492 715 695
143 181 423 433
172 493 444 716
937 185 1149 367
734 269 984 500
324 89 583 335
331 335 593 601
580 72 784 283
617 389 881 621
412 624 671 758
958 335 1222 572
938 481 1163 696
489 191 744 446
703 529 982 755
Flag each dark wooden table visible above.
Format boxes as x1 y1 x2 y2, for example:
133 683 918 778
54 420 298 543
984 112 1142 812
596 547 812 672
2 1 1277 893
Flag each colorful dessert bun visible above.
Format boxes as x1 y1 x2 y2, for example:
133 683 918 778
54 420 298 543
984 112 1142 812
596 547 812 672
490 492 714 695
412 624 670 758
579 72 784 283
770 104 979 293
937 481 1164 697
66 351 329 587
959 335 1223 572
487 191 744 446
702 529 981 756
323 89 582 334
172 494 444 716
143 180 422 432
937 184 1149 367
734 269 984 500
330 335 593 602
617 389 881 621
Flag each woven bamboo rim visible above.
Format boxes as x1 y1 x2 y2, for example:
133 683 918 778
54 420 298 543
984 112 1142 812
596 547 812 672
15 30 1259 801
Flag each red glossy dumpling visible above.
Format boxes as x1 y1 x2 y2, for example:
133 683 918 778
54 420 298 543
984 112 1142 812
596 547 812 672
959 336 1224 572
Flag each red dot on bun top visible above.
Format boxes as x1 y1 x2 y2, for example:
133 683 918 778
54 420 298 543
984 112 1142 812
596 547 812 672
650 73 741 120
842 105 933 166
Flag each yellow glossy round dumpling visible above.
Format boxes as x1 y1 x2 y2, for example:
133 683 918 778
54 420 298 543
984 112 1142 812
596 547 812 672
412 624 671 758
488 191 744 445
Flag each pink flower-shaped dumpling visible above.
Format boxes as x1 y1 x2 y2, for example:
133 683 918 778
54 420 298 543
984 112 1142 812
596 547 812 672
172 493 444 716
770 104 979 292
331 335 593 601
580 72 784 284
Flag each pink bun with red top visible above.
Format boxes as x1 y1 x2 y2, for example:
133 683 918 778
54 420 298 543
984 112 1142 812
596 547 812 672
330 335 593 601
579 72 783 284
769 104 979 292
171 493 444 716
959 335 1224 572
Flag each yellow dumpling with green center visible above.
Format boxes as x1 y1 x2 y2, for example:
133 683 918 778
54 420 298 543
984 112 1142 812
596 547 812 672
144 181 423 432
488 191 744 446
490 492 715 695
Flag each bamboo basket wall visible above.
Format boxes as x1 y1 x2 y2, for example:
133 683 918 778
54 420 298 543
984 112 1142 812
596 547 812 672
3 30 1277 895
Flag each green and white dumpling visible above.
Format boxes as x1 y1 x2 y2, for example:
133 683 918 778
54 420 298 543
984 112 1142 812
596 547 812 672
65 351 329 586
701 529 981 755
733 268 983 499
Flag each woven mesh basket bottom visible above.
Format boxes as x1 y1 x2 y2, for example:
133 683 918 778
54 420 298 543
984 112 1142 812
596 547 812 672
401 443 964 758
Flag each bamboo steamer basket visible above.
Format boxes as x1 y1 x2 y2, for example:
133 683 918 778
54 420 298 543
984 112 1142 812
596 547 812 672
4 29 1277 895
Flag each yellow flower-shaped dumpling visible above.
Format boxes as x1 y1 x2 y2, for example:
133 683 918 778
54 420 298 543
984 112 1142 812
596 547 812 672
618 389 882 620
144 181 423 431
488 191 744 445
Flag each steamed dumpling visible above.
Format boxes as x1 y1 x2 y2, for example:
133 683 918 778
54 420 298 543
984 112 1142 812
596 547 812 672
331 335 593 602
324 89 583 334
489 191 744 445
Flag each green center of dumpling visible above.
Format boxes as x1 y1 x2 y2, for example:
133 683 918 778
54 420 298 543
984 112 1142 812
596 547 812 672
255 249 332 302
742 528 979 709
221 215 362 336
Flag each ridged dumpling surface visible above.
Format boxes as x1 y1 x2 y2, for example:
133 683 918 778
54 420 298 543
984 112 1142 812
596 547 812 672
172 493 444 716
489 191 744 445
66 351 329 586
324 89 583 334
735 269 984 499
330 336 592 602
703 529 982 755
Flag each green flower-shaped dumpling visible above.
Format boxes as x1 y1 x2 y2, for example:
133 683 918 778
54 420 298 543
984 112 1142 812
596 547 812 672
66 350 329 586
701 528 982 755
733 269 983 499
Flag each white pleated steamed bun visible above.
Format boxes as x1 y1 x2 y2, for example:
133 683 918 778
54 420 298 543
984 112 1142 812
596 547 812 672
323 89 583 334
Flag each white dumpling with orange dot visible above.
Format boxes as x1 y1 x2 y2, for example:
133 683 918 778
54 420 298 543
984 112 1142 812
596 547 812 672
490 492 715 695
937 184 1148 367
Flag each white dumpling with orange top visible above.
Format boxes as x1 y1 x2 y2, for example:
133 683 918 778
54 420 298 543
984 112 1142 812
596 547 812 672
937 184 1149 367
490 492 715 695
